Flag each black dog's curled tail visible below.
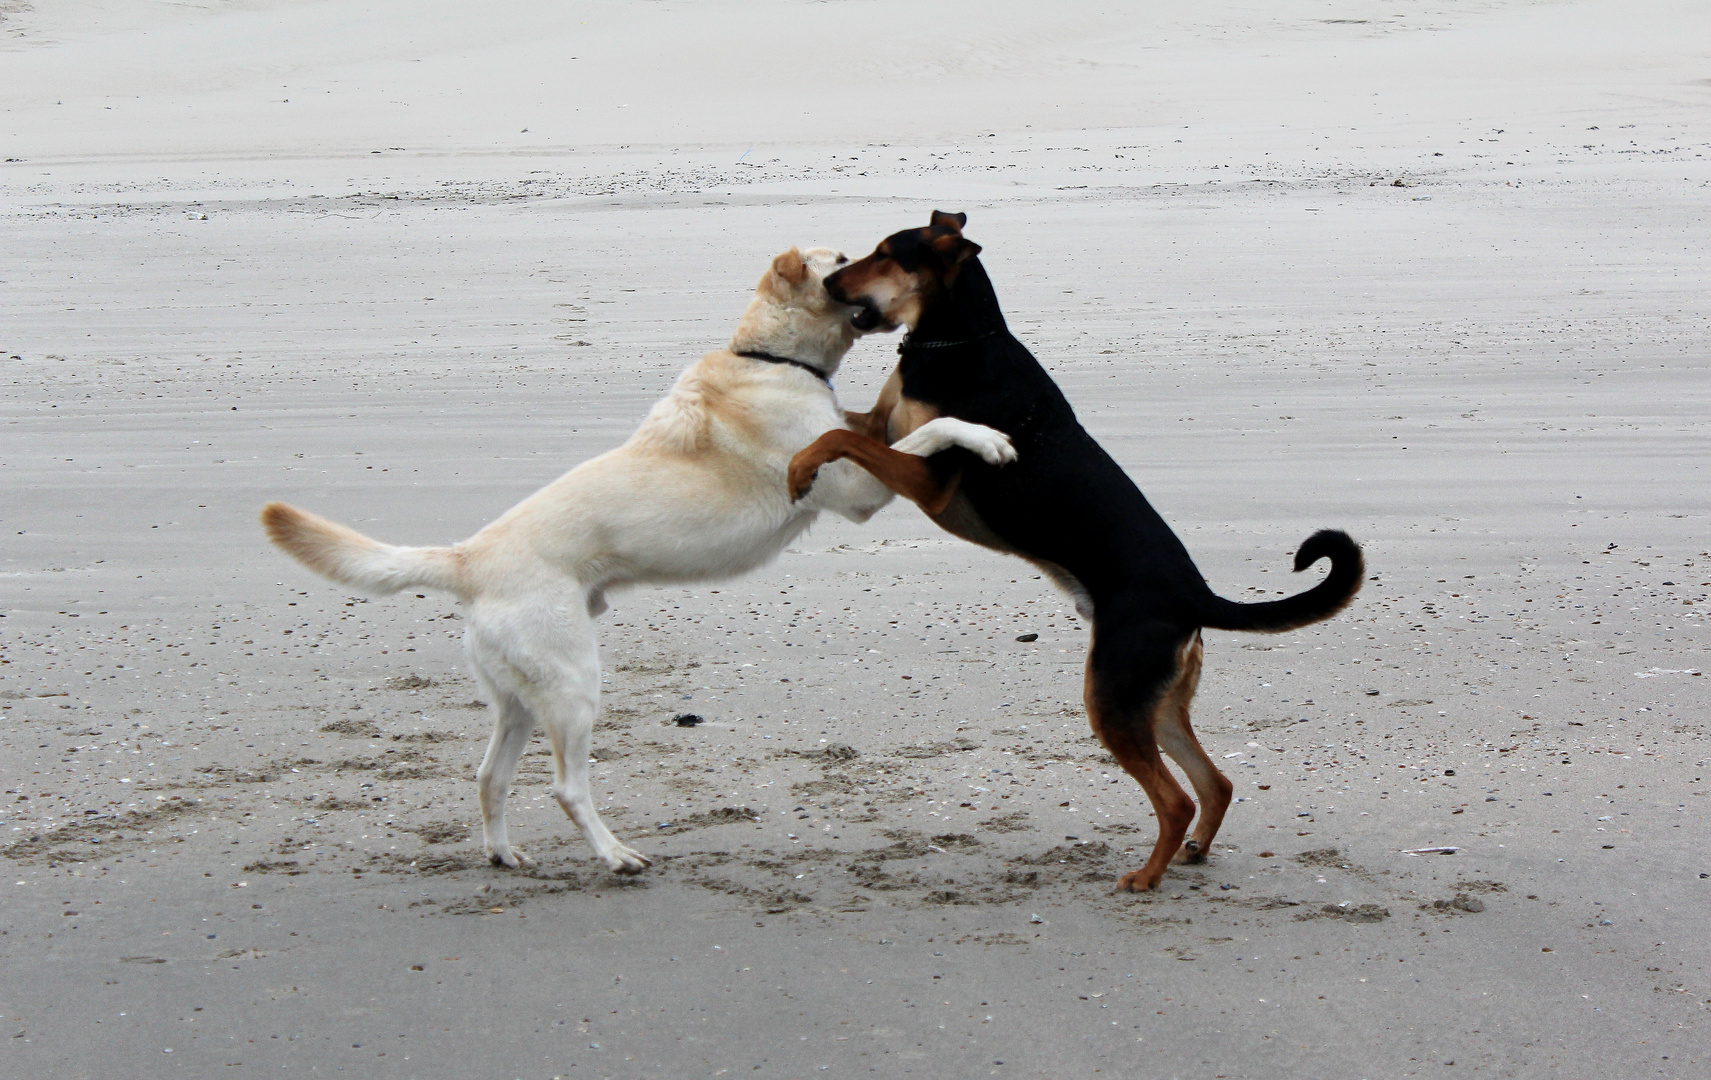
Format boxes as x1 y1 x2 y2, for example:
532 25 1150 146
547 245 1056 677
1198 529 1365 633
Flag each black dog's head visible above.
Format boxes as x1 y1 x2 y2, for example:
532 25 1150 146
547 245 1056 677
825 210 982 333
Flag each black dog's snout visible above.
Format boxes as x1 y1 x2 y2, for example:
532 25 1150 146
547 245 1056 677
850 305 883 332
823 267 852 304
825 265 882 330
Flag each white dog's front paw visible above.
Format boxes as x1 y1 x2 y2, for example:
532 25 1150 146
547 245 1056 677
968 428 1017 466
603 844 653 875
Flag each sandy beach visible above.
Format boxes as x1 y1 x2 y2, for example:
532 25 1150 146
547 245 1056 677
3 2 1708 1076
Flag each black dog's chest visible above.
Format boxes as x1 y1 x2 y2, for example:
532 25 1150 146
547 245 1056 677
897 354 1203 603
883 391 946 445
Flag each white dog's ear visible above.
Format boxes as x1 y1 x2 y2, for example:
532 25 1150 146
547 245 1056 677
769 247 809 289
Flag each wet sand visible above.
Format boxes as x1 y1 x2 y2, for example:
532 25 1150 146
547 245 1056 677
3 2 1709 1077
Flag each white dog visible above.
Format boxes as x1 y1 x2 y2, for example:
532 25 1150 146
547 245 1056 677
262 247 1016 873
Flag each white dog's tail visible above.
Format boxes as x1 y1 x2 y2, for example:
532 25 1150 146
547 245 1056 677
261 502 465 598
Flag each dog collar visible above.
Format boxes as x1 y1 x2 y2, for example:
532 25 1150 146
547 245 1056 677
735 349 831 384
899 328 1001 352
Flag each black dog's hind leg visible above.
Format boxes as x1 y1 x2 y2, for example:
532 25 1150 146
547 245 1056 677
1150 631 1233 863
1083 621 1208 892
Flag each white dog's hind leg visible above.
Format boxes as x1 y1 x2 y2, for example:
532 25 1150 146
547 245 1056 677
538 672 651 875
497 597 651 874
473 684 537 869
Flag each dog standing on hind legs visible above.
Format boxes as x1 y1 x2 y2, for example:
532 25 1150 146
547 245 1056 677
789 212 1365 891
262 246 1017 874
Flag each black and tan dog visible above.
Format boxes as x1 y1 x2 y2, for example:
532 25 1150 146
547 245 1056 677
789 212 1364 892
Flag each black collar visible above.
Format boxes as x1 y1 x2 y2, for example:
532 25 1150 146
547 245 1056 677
735 349 831 384
899 328 1001 353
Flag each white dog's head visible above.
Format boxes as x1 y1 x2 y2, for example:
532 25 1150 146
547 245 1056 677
730 246 867 378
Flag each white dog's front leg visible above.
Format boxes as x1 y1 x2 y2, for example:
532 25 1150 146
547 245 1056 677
808 457 896 523
891 417 1017 465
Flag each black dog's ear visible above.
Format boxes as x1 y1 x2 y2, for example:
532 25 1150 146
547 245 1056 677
928 232 981 267
929 210 968 232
